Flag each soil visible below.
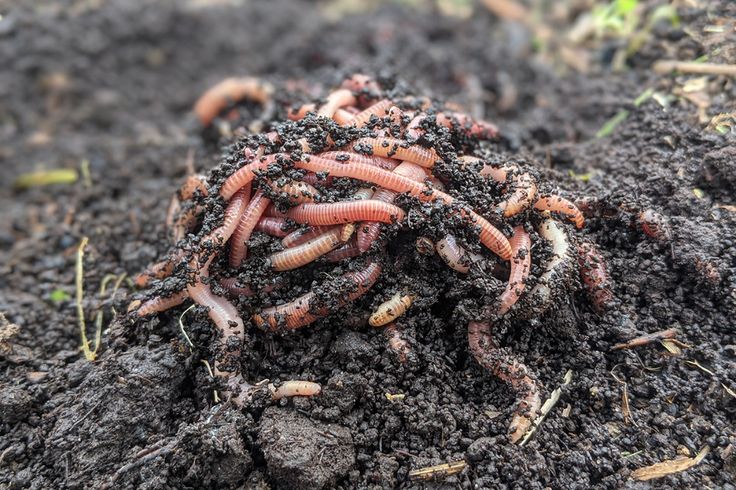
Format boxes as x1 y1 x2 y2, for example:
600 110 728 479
1 1 735 489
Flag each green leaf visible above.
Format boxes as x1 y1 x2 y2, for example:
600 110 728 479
50 288 71 304
596 109 630 138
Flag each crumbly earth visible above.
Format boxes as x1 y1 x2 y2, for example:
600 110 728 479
1 1 734 489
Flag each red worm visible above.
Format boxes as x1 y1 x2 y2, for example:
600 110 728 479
229 190 271 267
405 114 426 140
534 195 585 229
638 209 671 241
203 187 250 247
497 226 531 316
325 239 362 262
193 77 273 127
134 252 181 288
333 108 354 125
341 73 381 102
577 242 613 313
288 103 315 121
294 156 512 260
282 226 337 248
436 234 473 274
219 277 281 297
301 172 334 186
349 99 393 127
383 322 410 364
252 261 382 331
268 227 343 271
255 217 291 238
467 321 541 443
284 200 405 226
317 89 357 118
351 137 439 168
267 179 321 204
466 157 537 217
187 258 244 376
134 290 188 317
319 151 399 171
436 112 498 139
220 153 288 200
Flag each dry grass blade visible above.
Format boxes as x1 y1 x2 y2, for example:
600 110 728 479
409 460 466 481
653 60 736 76
13 168 78 189
631 446 709 481
76 237 100 361
520 370 573 446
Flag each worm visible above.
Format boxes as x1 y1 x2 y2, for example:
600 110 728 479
134 290 189 317
220 153 288 200
186 257 244 376
534 195 585 229
134 252 181 288
369 293 415 327
267 179 321 204
638 209 671 241
294 156 512 260
193 77 274 127
319 151 400 171
333 108 355 125
229 190 271 267
436 112 498 139
530 216 570 308
202 187 250 248
288 103 315 121
436 234 474 274
351 137 439 168
219 277 281 297
341 73 381 103
317 88 357 118
467 321 542 443
282 226 337 248
324 239 362 262
415 236 435 256
252 261 381 331
349 99 393 128
254 217 291 238
267 227 343 271
270 380 322 400
497 226 531 316
577 242 613 313
383 323 410 364
284 200 405 226
301 171 334 186
464 157 537 217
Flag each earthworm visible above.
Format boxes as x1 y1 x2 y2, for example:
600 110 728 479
134 290 189 317
294 156 511 260
467 321 541 443
349 99 393 127
186 258 244 375
202 187 250 247
497 226 531 316
288 103 315 121
252 261 381 331
405 114 426 140
229 190 271 267
577 242 613 313
436 112 498 139
534 195 585 229
340 73 381 102
178 174 209 200
268 227 343 271
325 239 362 262
415 236 435 255
638 209 671 241
220 154 288 200
134 253 180 288
465 157 537 217
436 234 473 274
530 216 569 307
319 151 400 171
219 277 281 297
270 380 322 400
301 172 334 186
254 217 291 238
383 323 410 364
267 179 321 204
369 293 415 327
333 108 354 125
351 137 439 168
193 77 273 127
284 200 405 226
282 226 337 248
166 174 210 243
317 89 357 118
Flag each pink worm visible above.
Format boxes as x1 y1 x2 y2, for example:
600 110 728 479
534 195 585 229
220 154 287 200
267 179 321 204
252 261 381 331
462 156 537 218
497 226 531 316
436 234 474 274
294 156 512 260
467 320 541 443
193 77 273 126
283 200 405 226
219 277 280 297
356 161 427 252
134 290 189 317
254 217 291 238
319 151 400 171
324 239 362 262
333 108 355 125
341 73 381 94
281 225 338 248
383 322 410 364
577 242 613 313
229 190 271 267
301 172 334 186
348 99 393 128
203 187 250 247
268 227 343 271
436 112 498 139
317 89 357 117
351 137 439 168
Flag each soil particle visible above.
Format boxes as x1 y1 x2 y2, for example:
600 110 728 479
258 406 356 489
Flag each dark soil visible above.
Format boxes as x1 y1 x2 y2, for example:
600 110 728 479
1 1 734 489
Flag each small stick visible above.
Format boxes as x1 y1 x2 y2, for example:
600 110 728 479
409 460 466 481
653 60 736 77
612 328 678 351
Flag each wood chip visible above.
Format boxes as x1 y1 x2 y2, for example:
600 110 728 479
409 460 466 481
631 446 709 481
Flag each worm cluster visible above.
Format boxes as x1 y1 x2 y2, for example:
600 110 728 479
132 74 611 443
